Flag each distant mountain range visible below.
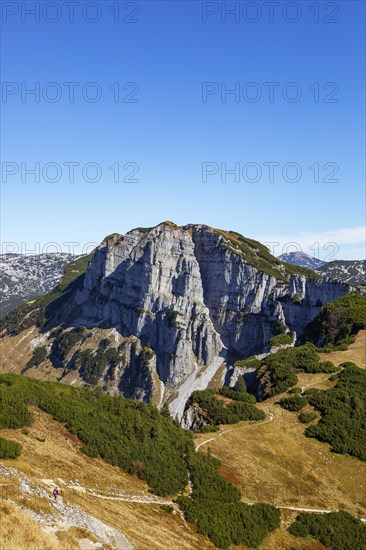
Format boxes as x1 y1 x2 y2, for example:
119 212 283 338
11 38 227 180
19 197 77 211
316 260 366 286
0 253 77 318
278 252 366 286
278 251 325 270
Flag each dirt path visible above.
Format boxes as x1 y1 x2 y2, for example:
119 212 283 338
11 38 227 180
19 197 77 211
193 376 366 523
195 408 274 451
0 464 134 550
300 368 343 394
195 367 343 453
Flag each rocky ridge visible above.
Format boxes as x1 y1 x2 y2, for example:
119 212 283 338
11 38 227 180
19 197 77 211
278 251 326 270
0 222 355 422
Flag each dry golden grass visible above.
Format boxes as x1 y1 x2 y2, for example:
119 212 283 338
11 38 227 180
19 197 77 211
194 331 366 524
0 501 64 550
196 402 366 516
0 329 364 549
0 409 214 550
0 327 39 374
318 329 366 369
192 331 366 549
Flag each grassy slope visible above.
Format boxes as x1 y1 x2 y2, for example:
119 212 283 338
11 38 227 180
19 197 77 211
0 501 66 550
0 408 214 550
193 331 366 549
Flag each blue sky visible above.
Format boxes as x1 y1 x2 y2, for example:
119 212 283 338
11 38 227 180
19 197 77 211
1 0 365 260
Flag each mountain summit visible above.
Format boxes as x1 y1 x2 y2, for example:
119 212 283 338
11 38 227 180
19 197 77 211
277 251 326 270
0 222 354 421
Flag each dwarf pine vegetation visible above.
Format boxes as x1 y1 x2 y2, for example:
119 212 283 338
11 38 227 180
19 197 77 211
304 363 366 461
288 510 366 550
0 437 21 459
0 373 280 548
279 395 308 412
190 378 265 429
0 373 190 496
253 344 339 398
303 292 366 347
177 450 280 548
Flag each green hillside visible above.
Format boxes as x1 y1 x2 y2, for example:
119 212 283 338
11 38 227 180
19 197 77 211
0 373 280 548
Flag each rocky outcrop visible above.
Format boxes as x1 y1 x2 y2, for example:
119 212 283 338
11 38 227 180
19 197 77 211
0 222 355 422
72 224 226 419
190 226 351 358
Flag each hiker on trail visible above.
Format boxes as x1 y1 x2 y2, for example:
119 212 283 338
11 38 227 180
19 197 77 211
53 487 59 500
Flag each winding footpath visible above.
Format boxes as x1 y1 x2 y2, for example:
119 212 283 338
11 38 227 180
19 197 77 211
0 464 134 550
195 410 274 451
193 392 366 523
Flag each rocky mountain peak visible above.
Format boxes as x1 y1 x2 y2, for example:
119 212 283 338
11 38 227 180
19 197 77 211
0 222 355 422
278 251 326 270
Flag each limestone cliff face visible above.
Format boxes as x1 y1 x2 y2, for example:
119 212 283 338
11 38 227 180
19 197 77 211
1 222 354 422
68 223 352 419
73 224 226 419
190 226 351 358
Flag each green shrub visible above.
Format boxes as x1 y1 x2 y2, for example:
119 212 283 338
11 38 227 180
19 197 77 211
303 293 366 346
98 338 111 351
0 437 21 459
233 376 246 393
73 340 125 385
219 377 257 404
24 346 48 371
52 327 85 363
317 360 339 373
298 411 317 424
191 388 265 427
304 365 366 460
178 496 281 549
340 361 359 369
167 310 183 328
0 373 190 496
0 373 280 548
197 425 219 433
178 450 280 548
269 333 293 348
288 510 366 549
160 504 174 513
273 320 287 335
255 345 339 399
279 395 308 412
288 387 302 395
235 357 261 370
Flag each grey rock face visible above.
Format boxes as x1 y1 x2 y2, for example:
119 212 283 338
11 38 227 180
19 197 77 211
191 227 351 359
61 223 353 421
74 224 226 419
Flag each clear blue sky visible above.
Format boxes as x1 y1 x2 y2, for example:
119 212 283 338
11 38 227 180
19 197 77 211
1 0 365 260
